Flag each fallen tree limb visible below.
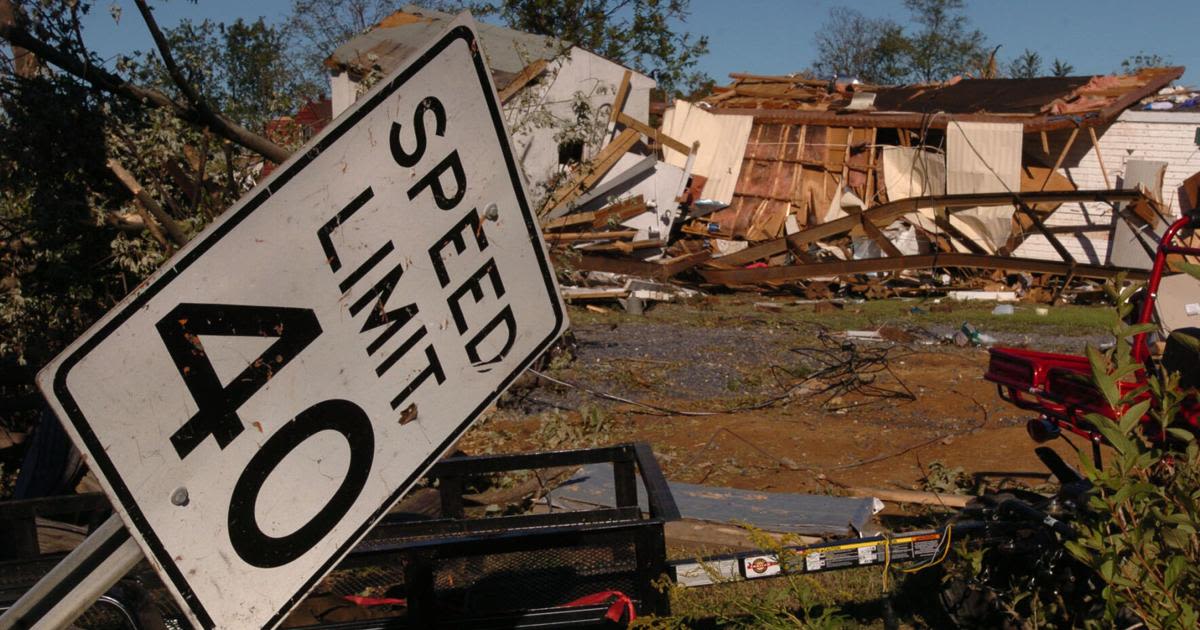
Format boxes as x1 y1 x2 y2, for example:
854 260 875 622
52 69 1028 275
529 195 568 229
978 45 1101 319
107 158 189 247
0 22 289 164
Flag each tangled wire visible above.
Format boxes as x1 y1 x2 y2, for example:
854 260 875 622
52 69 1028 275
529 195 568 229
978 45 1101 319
773 331 916 410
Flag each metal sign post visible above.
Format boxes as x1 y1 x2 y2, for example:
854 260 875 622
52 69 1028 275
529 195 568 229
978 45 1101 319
4 14 565 629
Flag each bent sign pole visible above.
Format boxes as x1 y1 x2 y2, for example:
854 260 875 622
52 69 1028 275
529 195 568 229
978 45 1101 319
4 15 566 629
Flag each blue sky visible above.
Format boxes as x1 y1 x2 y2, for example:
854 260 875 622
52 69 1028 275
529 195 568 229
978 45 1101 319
80 0 1198 87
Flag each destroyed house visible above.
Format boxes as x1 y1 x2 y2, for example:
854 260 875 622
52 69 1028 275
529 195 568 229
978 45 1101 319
539 66 1199 299
325 6 656 196
668 69 1192 266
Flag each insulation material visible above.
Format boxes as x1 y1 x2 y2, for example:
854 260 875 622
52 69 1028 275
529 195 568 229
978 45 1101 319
881 146 968 251
945 122 1023 253
660 100 753 203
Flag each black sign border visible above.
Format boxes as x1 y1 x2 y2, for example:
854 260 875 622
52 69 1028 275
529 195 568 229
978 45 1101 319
50 25 565 629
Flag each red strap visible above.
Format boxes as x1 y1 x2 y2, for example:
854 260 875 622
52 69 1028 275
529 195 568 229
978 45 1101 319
342 595 407 607
562 590 635 623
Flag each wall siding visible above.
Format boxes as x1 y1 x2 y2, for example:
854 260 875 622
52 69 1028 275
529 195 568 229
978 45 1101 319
1015 112 1200 263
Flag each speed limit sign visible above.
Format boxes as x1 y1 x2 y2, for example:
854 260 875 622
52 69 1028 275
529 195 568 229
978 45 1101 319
33 17 565 629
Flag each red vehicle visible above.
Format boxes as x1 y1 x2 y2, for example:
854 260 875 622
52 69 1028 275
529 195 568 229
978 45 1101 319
985 213 1200 460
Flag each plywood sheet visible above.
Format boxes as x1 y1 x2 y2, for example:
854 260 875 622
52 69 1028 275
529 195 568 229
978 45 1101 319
661 100 753 203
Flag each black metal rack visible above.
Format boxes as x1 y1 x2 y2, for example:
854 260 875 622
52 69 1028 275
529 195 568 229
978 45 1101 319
0 442 680 629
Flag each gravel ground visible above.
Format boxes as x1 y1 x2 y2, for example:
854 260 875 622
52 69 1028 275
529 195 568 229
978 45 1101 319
505 317 1109 414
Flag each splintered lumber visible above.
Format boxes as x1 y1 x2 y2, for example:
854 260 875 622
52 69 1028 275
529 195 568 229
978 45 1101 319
846 487 971 509
616 111 691 155
497 58 548 103
542 195 647 231
541 128 639 215
577 238 665 254
608 70 632 127
1039 128 1078 192
699 252 1150 285
543 230 638 243
560 287 630 301
708 189 1148 268
569 250 711 281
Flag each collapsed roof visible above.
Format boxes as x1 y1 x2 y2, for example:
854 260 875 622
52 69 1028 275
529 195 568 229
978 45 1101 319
699 67 1186 132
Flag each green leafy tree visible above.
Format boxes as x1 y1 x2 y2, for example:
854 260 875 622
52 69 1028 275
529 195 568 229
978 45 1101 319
903 0 987 83
1006 48 1042 79
286 0 469 89
810 7 909 84
476 0 710 96
1051 58 1074 77
127 17 319 133
1120 51 1170 74
810 0 987 85
1 0 298 404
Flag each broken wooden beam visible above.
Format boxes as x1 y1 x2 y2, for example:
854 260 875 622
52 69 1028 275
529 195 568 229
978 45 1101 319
699 252 1150 285
708 189 1148 268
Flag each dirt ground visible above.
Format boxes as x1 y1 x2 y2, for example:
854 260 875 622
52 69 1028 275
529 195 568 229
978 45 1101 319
460 294 1112 499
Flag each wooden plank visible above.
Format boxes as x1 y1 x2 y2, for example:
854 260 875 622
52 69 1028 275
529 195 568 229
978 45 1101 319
1015 202 1076 264
542 128 639 215
607 70 632 126
1088 127 1111 189
859 215 903 257
932 214 989 255
591 195 647 228
708 189 1145 268
541 195 647 231
577 238 665 254
497 58 548 103
616 111 690 155
1039 127 1078 192
543 230 638 243
700 253 1150 285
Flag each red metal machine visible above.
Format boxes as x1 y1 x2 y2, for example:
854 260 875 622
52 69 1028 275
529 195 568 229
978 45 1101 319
985 213 1200 459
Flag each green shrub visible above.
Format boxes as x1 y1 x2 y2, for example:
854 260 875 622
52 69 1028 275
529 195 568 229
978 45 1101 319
1064 269 1200 628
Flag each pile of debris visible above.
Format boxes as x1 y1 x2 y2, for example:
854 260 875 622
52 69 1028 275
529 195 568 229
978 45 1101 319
539 67 1198 306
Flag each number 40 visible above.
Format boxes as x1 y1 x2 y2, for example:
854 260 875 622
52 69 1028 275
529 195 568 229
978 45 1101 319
156 303 374 568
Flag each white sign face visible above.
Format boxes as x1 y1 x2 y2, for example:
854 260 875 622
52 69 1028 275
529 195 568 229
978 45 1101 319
37 19 565 629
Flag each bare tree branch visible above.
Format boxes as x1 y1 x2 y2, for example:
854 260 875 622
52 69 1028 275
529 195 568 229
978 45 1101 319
132 0 217 123
107 158 189 247
0 23 290 164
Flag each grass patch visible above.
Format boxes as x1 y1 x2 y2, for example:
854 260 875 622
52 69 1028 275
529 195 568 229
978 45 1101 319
567 293 1112 338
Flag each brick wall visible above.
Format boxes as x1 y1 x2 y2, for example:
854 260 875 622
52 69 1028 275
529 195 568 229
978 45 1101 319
1014 111 1200 263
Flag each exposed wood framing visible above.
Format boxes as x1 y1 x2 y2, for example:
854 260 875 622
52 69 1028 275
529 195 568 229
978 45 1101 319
498 58 548 103
859 215 903 257
1039 127 1078 192
569 250 711 280
1088 127 1111 189
616 112 690 155
707 189 1146 268
699 253 1149 285
605 69 632 141
541 128 639 215
541 195 647 231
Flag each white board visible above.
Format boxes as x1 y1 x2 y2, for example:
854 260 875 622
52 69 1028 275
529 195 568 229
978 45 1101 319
36 18 566 629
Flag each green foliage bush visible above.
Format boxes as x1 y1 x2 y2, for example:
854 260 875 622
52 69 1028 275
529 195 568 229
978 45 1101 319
1064 270 1200 629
